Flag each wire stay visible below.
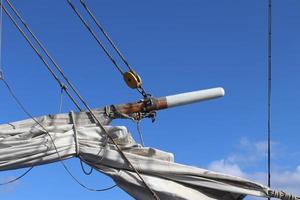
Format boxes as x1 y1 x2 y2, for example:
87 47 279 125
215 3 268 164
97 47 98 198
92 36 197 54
267 0 272 198
67 0 150 98
1 1 159 199
0 2 82 112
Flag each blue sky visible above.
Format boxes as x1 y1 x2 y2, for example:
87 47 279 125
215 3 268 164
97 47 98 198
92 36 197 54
0 0 300 199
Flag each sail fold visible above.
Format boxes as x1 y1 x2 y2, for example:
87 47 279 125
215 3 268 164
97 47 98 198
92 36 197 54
0 111 292 200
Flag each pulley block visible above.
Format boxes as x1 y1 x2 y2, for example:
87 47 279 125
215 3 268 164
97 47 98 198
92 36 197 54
123 70 142 89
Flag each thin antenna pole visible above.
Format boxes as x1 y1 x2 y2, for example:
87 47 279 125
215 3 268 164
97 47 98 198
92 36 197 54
267 0 272 195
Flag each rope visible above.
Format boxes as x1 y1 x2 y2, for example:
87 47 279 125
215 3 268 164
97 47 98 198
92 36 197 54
79 0 133 72
269 190 300 200
0 79 35 186
70 111 80 157
59 87 64 113
1 78 117 192
136 120 145 147
0 166 33 185
267 0 272 196
3 2 159 198
66 0 124 75
70 110 94 175
1 1 83 112
4 0 85 112
68 0 150 99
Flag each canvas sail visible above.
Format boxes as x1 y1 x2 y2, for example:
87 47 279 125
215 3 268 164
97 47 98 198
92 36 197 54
0 109 295 200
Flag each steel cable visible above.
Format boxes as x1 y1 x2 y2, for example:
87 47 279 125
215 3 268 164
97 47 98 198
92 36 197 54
2 2 159 199
0 2 82 112
1 78 117 192
68 0 149 98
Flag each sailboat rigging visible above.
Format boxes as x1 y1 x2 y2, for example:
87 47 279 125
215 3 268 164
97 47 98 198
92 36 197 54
0 1 299 200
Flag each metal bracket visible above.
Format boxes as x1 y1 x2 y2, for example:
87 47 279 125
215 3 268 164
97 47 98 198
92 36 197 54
140 98 157 122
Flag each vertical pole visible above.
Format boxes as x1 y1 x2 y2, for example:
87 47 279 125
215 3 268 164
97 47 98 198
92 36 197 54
267 0 272 198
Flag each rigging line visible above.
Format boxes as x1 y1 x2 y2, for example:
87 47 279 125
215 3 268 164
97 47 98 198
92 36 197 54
0 167 33 185
0 79 35 186
80 159 93 175
1 78 117 192
59 88 64 113
79 133 109 176
79 0 133 72
136 120 145 147
4 0 95 176
5 1 157 197
267 0 272 194
68 0 150 98
67 0 124 75
6 0 149 114
75 0 150 98
43 1 159 195
4 2 159 198
5 0 86 113
0 3 82 112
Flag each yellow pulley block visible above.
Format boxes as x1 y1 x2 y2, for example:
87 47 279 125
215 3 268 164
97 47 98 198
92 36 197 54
123 70 142 89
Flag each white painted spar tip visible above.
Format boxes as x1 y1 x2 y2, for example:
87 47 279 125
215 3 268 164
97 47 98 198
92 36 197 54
219 87 225 96
165 87 225 108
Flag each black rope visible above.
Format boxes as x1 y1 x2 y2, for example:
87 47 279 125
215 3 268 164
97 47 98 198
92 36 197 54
68 0 150 99
80 160 93 175
5 0 87 113
5 0 99 178
66 0 124 75
0 167 33 185
1 78 117 192
3 2 159 199
79 0 133 72
267 0 272 197
0 2 82 112
0 80 35 186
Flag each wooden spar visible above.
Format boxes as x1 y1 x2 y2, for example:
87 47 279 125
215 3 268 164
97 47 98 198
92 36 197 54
113 87 225 116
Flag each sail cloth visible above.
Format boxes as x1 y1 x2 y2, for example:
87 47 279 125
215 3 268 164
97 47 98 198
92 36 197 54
0 110 292 200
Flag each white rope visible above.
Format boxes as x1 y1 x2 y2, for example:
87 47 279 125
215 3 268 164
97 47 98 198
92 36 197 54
59 88 64 113
70 111 80 156
269 190 300 200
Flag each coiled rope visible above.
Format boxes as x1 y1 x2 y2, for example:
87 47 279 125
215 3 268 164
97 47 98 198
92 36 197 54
269 190 300 200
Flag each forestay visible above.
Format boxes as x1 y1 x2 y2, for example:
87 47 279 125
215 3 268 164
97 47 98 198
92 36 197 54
0 110 296 200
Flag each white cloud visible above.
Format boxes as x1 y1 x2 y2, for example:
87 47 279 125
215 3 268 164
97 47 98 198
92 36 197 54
270 166 300 195
225 137 278 165
207 138 300 197
208 159 245 177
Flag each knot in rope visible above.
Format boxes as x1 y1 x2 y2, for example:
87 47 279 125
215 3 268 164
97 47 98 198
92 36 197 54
269 190 300 200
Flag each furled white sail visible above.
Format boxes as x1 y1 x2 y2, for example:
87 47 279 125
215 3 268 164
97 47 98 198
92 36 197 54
0 110 297 200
